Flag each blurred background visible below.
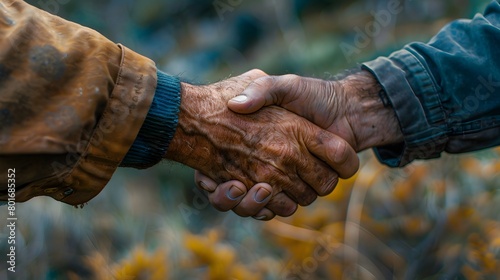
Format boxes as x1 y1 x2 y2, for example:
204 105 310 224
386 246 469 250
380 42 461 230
1 0 499 279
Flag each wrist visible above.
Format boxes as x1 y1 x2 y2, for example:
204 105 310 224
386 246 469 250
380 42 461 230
340 70 403 151
163 82 238 175
121 71 181 169
164 82 202 166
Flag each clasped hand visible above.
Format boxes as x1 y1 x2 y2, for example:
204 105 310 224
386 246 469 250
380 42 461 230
165 70 360 219
181 70 389 220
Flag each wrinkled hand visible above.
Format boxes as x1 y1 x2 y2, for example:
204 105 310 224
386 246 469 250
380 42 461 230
196 70 404 220
165 70 359 218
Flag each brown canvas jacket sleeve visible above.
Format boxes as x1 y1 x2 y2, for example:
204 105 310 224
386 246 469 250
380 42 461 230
0 0 158 206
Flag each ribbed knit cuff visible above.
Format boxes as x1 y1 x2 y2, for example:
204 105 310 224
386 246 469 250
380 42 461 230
120 70 181 169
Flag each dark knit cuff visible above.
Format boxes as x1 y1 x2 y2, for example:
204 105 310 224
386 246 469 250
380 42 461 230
120 70 181 169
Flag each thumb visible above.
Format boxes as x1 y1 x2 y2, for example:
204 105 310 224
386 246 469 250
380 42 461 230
228 76 280 114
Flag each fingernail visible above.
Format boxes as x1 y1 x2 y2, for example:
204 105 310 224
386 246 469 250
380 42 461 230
227 185 245 200
254 188 272 203
253 215 267 221
199 181 214 192
231 95 248 103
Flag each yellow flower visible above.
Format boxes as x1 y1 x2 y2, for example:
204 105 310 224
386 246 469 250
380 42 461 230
85 251 113 280
467 234 497 274
401 215 431 237
446 207 476 233
183 229 262 280
114 247 169 280
184 229 222 266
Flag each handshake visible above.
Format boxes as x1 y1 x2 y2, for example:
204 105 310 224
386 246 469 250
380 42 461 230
165 69 403 221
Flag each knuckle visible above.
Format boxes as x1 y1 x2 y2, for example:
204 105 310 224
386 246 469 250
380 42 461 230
278 178 315 206
279 74 301 93
321 79 335 93
261 141 297 167
248 68 267 77
280 203 298 217
282 74 300 83
254 162 282 181
333 139 350 165
266 194 298 217
254 75 275 88
298 192 318 206
272 144 295 159
318 176 339 196
209 192 232 212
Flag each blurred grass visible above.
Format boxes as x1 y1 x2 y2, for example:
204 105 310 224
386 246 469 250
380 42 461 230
1 0 498 279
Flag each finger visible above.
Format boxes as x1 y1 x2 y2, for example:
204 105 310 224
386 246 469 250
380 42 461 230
296 157 339 198
265 192 298 217
304 129 360 179
228 76 278 114
228 74 303 114
280 175 318 206
194 170 217 193
232 183 273 217
298 160 339 198
255 164 317 206
207 181 247 212
252 208 276 221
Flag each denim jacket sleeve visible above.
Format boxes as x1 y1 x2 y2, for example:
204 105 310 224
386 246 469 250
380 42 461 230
362 0 500 167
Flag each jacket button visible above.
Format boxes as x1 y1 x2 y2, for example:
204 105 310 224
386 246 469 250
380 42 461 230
63 188 74 196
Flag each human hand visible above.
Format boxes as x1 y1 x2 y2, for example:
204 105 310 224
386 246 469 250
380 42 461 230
227 70 404 151
165 70 359 218
196 70 403 219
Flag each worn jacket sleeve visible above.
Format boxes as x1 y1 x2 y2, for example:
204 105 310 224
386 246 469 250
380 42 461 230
0 0 176 206
362 0 500 167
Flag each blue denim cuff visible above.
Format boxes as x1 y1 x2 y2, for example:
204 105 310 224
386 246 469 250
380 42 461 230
120 70 181 168
362 49 449 167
